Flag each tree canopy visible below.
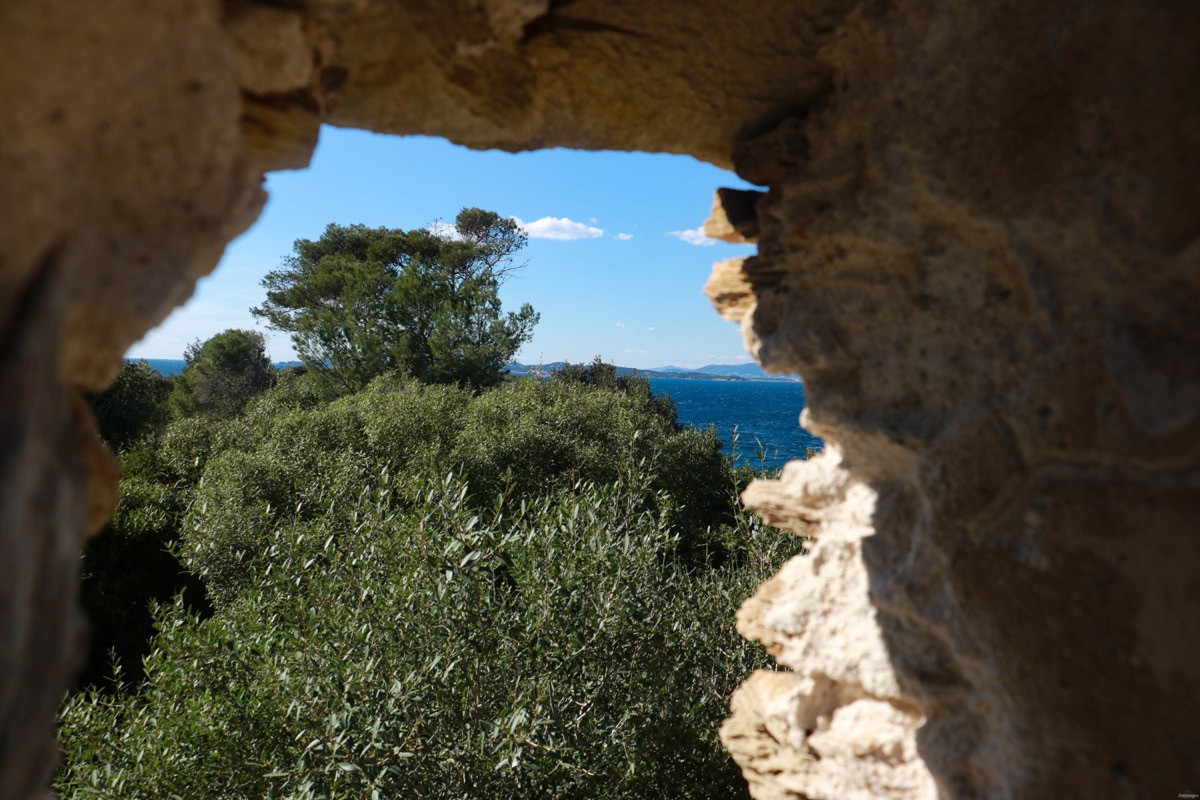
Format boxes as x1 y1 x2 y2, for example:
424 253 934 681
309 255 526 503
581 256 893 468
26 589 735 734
86 359 172 451
252 208 538 393
169 328 275 419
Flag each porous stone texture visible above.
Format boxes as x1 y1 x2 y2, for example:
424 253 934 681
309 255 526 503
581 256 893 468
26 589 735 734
713 3 1200 796
1 0 1197 797
1 2 263 792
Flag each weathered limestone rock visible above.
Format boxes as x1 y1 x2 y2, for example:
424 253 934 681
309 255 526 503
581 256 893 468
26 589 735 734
714 2 1200 796
1 0 1197 796
1 2 263 792
705 188 764 245
729 448 942 799
313 0 853 164
0 257 82 799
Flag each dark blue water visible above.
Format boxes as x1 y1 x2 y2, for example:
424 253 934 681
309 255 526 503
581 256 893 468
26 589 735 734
139 358 187 376
649 378 822 468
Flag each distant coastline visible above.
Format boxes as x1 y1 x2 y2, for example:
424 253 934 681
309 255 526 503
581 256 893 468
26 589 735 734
132 358 801 383
505 361 802 383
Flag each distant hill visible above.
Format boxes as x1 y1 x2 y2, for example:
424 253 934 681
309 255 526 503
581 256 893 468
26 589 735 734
507 361 667 378
506 361 800 382
691 363 776 379
703 364 800 381
505 362 567 376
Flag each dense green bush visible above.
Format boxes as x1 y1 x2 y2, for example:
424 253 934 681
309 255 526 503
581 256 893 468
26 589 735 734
548 357 677 425
58 471 798 799
75 443 210 688
176 373 738 607
86 360 172 452
449 378 675 499
62 368 807 797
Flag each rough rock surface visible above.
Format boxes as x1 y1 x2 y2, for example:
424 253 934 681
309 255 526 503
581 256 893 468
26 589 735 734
1 0 1197 797
711 3 1200 795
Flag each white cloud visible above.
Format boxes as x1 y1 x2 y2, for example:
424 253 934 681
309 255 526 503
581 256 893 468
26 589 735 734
646 326 656 332
515 216 604 241
614 233 633 241
623 348 648 354
427 220 460 239
666 226 718 247
615 322 626 328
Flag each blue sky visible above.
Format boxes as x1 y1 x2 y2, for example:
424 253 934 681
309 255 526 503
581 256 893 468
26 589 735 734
128 126 759 370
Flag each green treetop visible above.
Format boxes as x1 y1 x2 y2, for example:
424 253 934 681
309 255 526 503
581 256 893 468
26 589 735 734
169 328 275 419
87 359 172 451
252 208 539 394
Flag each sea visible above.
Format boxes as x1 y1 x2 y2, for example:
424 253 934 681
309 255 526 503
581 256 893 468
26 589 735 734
136 360 822 468
648 378 822 468
142 358 188 376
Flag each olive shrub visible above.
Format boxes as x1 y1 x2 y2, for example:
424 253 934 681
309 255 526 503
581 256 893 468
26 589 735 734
61 369 806 798
58 470 799 799
179 373 742 607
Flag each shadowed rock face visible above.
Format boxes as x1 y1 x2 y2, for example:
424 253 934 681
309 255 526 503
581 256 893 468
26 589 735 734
1 1 1197 796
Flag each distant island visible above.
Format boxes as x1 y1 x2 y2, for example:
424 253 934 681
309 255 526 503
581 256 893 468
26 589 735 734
505 361 801 382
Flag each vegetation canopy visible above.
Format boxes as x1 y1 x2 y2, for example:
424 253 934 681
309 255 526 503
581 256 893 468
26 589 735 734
86 359 172 452
67 200 805 798
62 363 805 799
252 208 538 394
169 328 275 419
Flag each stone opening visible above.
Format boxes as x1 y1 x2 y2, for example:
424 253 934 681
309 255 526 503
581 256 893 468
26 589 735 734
131 127 764 383
3 1 1199 797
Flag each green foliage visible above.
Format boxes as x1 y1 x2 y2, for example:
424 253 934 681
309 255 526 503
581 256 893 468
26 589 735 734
448 376 675 500
58 471 798 799
75 442 211 689
60 366 808 797
175 373 737 607
86 359 172 451
252 209 539 394
549 356 677 425
169 328 275 419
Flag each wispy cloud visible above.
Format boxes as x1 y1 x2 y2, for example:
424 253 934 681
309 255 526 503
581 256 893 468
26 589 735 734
623 348 648 354
614 233 633 241
515 216 604 241
615 322 626 328
666 226 718 247
428 220 460 239
646 326 657 332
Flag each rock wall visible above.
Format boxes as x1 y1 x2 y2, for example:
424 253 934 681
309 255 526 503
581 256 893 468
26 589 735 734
710 3 1200 796
1 0 1196 796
